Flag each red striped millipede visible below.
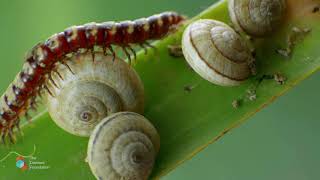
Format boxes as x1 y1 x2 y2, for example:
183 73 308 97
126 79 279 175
0 11 185 143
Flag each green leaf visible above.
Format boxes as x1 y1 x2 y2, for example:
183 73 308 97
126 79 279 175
0 0 319 179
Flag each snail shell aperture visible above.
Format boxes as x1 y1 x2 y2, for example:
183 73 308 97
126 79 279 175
45 52 144 137
87 112 160 180
228 0 287 37
182 19 253 86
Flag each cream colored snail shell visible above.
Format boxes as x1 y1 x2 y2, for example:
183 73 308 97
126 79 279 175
45 52 144 137
182 19 253 86
228 0 287 37
87 112 160 180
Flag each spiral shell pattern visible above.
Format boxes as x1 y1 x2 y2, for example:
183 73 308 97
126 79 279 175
182 19 252 86
228 0 287 36
46 52 144 136
87 112 160 180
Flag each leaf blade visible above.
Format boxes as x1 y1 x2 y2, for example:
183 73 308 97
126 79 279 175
0 1 319 179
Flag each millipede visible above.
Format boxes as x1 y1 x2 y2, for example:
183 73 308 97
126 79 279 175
0 11 185 143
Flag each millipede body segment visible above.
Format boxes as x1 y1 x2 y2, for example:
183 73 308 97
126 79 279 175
0 11 184 142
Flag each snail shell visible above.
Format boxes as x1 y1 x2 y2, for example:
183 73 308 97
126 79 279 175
45 52 144 137
228 0 287 37
87 112 160 180
182 19 253 86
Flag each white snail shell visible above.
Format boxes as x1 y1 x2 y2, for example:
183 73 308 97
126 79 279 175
182 19 253 86
87 112 160 180
228 0 287 37
46 52 144 137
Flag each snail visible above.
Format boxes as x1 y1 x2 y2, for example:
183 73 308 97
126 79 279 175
45 52 144 137
228 0 287 37
87 112 160 180
181 19 254 86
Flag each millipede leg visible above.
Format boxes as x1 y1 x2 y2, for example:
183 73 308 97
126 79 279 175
44 85 54 97
8 128 16 144
139 44 148 55
48 73 59 89
121 46 132 64
25 112 32 123
53 69 64 80
103 47 107 55
144 42 157 51
108 46 116 61
15 118 23 136
37 88 44 99
91 48 95 62
1 129 7 144
30 103 36 111
30 98 38 112
1 135 6 145
61 61 75 75
127 45 137 60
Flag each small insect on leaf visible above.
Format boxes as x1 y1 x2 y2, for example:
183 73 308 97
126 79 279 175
183 84 198 93
274 73 286 85
232 100 241 109
168 45 183 57
246 89 257 101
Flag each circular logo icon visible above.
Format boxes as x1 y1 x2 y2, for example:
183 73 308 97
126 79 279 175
15 156 28 170
16 160 25 168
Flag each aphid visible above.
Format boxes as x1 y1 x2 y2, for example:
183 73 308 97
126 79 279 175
0 11 185 143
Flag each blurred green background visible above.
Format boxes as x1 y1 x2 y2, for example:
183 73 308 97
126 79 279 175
0 0 319 179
